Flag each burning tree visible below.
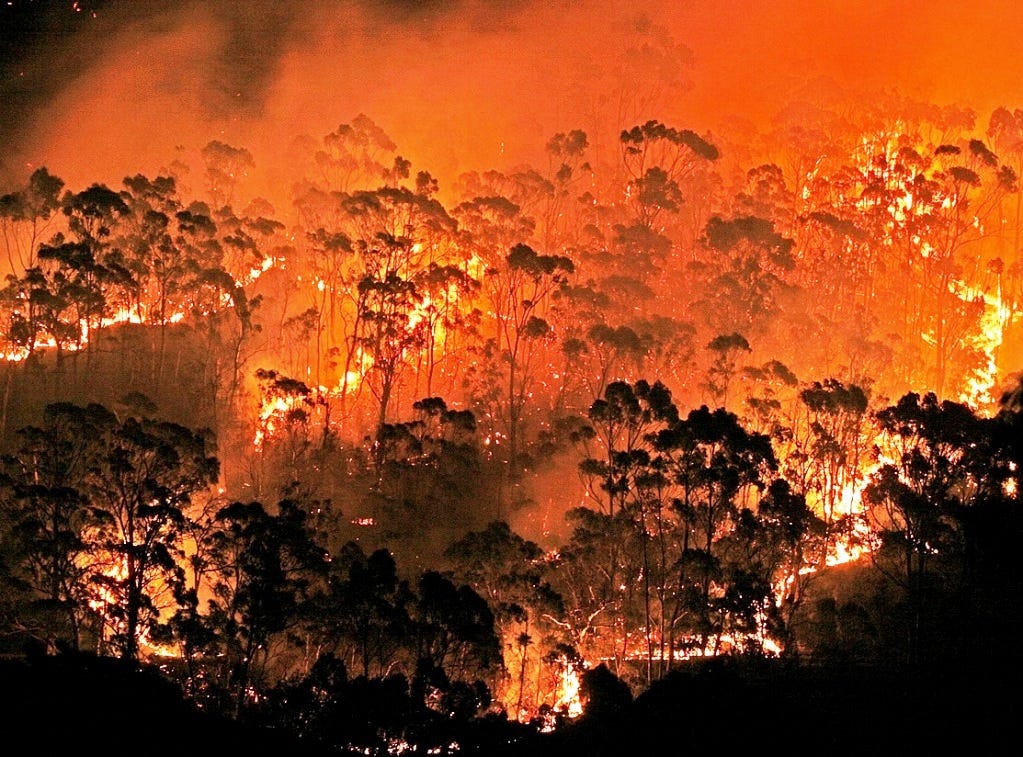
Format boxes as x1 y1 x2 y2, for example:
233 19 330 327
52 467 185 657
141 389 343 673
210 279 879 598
3 71 1023 744
0 401 218 661
559 379 811 688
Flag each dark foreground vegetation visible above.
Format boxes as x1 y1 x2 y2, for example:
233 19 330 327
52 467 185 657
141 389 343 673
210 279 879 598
2 650 1018 755
0 650 326 755
551 657 1021 756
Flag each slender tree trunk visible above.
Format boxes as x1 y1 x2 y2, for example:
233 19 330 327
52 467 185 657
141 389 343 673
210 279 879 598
0 361 13 438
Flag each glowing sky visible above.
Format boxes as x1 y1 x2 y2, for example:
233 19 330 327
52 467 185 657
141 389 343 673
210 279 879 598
3 0 1022 194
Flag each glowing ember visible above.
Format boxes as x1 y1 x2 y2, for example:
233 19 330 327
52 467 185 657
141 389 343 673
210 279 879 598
0 5 1020 740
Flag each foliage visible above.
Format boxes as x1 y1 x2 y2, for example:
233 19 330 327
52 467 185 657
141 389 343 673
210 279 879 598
0 96 1022 748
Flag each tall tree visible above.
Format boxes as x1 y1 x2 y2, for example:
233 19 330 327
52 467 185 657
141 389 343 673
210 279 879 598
863 391 996 662
789 378 872 567
445 520 564 718
573 379 677 681
653 404 777 654
689 215 796 340
476 243 574 515
82 406 219 661
311 541 408 680
197 498 328 716
0 402 110 651
0 167 65 277
408 569 502 706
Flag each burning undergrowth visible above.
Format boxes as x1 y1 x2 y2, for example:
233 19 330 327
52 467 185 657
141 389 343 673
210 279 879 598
0 2 1021 752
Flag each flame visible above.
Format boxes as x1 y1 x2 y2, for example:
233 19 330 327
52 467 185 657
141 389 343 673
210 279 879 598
551 660 583 720
85 551 127 615
826 515 873 567
246 255 276 283
341 348 374 394
406 293 432 332
824 477 874 567
81 549 181 660
957 285 1008 411
1 304 188 363
253 393 305 448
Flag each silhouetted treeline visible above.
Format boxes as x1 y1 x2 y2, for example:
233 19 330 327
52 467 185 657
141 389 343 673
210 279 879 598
2 98 1023 752
0 376 1018 753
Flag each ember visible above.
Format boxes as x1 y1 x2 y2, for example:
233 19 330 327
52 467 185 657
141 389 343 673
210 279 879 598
0 2 1021 754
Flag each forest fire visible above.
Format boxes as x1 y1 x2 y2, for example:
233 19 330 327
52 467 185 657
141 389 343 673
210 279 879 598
1 100 1020 724
548 663 583 725
0 1 1022 754
960 286 1012 407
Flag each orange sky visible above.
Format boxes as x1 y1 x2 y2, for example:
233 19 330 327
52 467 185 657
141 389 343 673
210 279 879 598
4 0 1023 198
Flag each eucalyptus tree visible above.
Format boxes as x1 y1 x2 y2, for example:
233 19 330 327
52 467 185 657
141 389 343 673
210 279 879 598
701 332 752 408
987 107 1023 333
0 166 65 276
249 368 323 498
689 215 796 341
789 378 873 568
0 401 218 662
0 263 71 364
652 404 778 656
201 139 255 212
0 402 109 651
366 396 484 559
304 173 459 436
309 541 409 680
570 379 676 681
566 323 648 402
58 184 133 360
563 379 791 677
619 120 719 232
905 138 1015 397
357 255 429 436
538 129 592 252
82 406 219 662
718 477 823 657
196 498 328 717
477 243 574 514
117 174 216 388
407 568 502 704
445 520 564 717
863 391 999 662
313 114 398 194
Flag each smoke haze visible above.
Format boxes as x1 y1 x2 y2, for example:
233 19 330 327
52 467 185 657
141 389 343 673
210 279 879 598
4 0 1023 196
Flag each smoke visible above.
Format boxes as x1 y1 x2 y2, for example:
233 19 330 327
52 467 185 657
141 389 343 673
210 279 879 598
2 0 1021 549
6 0 1023 198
